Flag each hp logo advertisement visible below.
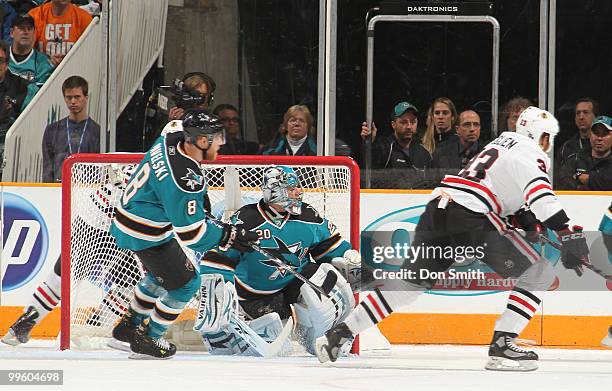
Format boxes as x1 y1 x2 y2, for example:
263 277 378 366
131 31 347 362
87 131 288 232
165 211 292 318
1 193 49 291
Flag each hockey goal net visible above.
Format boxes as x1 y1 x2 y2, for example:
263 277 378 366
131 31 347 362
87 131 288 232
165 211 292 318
60 153 361 351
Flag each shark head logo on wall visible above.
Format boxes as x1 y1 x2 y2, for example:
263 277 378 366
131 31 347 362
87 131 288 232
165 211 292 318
1 193 49 291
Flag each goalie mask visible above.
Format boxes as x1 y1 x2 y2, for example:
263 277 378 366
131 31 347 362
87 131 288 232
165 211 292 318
262 166 302 215
515 106 559 153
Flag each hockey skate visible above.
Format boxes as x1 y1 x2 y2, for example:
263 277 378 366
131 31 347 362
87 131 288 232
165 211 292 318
1 306 39 346
485 331 538 372
107 312 138 352
129 325 176 360
315 322 353 363
602 325 612 347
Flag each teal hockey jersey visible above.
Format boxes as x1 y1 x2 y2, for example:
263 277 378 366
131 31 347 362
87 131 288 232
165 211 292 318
200 199 352 299
110 132 224 253
9 48 54 108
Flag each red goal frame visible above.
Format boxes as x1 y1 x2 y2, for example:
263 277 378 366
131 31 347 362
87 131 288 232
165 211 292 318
60 153 361 351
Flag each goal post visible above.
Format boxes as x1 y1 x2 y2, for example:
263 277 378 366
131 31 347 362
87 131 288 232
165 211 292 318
59 153 361 351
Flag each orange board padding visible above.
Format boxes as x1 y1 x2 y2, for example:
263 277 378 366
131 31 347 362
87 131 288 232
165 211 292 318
1 306 610 348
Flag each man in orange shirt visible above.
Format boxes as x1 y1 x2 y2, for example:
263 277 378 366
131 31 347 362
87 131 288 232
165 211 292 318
29 0 93 66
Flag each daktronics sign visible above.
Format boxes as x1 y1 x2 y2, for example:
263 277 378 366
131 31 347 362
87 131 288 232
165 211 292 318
1 192 49 291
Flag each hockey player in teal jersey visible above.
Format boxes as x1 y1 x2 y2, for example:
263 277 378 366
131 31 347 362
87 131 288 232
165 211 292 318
109 110 259 359
197 165 360 356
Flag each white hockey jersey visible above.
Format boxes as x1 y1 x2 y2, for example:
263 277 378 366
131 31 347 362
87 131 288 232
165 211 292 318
432 132 564 223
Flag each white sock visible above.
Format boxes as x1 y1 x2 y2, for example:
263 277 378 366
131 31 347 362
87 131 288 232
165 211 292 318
345 287 423 335
27 269 62 324
495 287 542 335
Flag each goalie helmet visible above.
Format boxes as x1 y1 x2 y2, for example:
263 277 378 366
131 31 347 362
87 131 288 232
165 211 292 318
261 166 302 215
181 109 225 145
515 106 559 153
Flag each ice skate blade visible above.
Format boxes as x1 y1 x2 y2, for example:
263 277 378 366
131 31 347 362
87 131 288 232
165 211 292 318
107 338 131 352
602 335 612 347
1 330 21 346
314 337 332 363
485 357 538 372
128 351 175 360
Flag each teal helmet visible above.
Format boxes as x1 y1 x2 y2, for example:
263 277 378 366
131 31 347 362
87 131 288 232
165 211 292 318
262 165 302 215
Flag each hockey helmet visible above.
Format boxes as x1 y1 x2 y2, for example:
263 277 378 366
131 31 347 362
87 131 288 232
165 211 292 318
181 109 225 145
515 106 559 153
261 166 302 215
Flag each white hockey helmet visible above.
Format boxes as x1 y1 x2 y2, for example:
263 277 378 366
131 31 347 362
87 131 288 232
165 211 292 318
515 106 559 153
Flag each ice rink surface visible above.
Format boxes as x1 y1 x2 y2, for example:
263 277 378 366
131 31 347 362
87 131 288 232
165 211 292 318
0 341 610 391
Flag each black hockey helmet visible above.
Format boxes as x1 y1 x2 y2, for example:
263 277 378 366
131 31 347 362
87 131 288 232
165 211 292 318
181 109 225 145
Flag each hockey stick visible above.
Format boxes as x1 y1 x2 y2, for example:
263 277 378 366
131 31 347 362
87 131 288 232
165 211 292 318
536 233 612 282
205 211 332 298
228 313 294 358
251 243 332 299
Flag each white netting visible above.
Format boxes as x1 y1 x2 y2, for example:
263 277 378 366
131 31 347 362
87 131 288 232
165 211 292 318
65 156 355 350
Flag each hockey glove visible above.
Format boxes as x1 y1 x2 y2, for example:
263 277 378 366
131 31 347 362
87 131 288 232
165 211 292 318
557 226 590 276
220 224 259 253
509 207 544 243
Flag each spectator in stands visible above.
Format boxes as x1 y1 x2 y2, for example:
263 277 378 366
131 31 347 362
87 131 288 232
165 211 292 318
29 0 92 66
499 96 533 132
167 72 216 121
214 103 260 155
421 97 457 155
360 101 431 169
0 40 28 176
572 116 612 190
431 109 484 170
42 75 100 182
1 0 43 43
263 104 317 156
8 14 54 107
557 97 599 167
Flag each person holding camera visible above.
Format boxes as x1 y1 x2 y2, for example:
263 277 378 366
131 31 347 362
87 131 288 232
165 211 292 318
167 72 216 120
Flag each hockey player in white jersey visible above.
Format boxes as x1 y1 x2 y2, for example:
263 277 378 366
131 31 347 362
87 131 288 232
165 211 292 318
316 107 591 371
2 164 140 346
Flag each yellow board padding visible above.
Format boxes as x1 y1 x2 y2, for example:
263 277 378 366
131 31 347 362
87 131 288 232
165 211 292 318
377 312 611 348
1 306 610 348
0 307 61 339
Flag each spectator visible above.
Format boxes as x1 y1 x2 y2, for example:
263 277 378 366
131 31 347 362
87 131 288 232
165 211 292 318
431 109 484 170
557 97 599 167
42 75 100 182
0 40 28 175
8 14 54 107
262 104 317 156
29 0 92 66
573 116 612 190
499 96 533 132
167 72 216 121
360 101 431 169
214 103 259 155
421 97 457 155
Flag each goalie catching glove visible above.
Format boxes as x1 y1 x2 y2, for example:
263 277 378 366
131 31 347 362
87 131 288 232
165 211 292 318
219 224 259 252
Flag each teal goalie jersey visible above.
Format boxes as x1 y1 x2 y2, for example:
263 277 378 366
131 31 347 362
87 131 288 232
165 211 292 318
110 132 224 253
200 200 352 299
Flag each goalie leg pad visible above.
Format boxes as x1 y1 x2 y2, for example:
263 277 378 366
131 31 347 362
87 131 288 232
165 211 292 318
194 274 238 334
294 263 355 354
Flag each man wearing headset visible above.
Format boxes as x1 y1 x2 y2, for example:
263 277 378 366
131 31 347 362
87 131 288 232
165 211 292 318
168 72 216 120
360 101 432 170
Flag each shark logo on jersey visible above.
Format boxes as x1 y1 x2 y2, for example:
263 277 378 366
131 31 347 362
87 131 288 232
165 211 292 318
181 168 204 190
231 211 245 225
260 236 307 280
